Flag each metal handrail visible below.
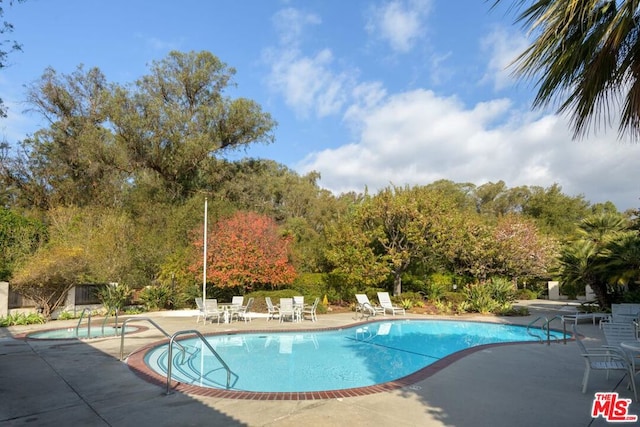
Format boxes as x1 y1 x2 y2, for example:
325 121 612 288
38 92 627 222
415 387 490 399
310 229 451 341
119 317 185 360
166 330 237 395
542 315 567 345
100 308 121 335
526 316 545 342
75 308 93 337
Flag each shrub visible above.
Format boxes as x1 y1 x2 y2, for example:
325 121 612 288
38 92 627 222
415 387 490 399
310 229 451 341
401 298 413 310
0 312 46 326
138 283 175 311
425 281 448 302
487 277 516 305
57 311 76 320
515 288 538 300
96 283 133 314
443 292 466 305
463 284 499 314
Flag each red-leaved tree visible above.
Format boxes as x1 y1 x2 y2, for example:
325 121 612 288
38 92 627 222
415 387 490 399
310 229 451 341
191 211 296 290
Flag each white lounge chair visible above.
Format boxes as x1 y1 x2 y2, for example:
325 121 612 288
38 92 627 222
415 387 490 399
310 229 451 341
377 292 405 316
355 294 384 319
573 325 637 400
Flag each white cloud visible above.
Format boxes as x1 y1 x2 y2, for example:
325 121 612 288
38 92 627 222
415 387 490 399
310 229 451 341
480 26 529 91
272 8 322 47
264 7 360 118
298 89 640 210
365 0 432 53
265 47 354 118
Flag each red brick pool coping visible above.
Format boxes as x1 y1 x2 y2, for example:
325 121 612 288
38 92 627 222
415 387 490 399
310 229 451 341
126 319 571 400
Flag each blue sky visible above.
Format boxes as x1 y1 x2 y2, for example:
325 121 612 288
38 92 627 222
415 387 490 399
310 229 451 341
1 0 639 210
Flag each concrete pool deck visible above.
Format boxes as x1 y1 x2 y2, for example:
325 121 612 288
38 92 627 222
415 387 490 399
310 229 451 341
0 299 636 426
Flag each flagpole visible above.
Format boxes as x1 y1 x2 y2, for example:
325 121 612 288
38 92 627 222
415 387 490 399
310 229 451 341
202 197 208 301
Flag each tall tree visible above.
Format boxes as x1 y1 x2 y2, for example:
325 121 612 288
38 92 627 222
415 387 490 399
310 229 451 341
495 0 640 139
326 185 456 296
7 66 124 208
110 51 276 201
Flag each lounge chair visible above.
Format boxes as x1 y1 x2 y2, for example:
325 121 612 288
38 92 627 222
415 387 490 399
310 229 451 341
279 298 297 323
573 325 637 400
355 294 384 319
265 297 279 321
377 292 405 316
302 297 320 322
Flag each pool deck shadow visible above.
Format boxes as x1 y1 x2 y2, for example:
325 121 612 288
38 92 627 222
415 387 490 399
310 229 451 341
0 299 635 427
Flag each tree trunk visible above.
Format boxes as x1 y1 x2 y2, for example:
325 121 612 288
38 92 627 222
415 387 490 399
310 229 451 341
393 272 402 296
590 282 610 309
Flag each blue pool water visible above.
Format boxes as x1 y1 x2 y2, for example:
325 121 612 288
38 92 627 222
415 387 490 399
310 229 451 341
143 320 565 393
28 325 139 339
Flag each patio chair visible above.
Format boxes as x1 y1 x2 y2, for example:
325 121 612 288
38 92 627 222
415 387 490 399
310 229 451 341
265 296 279 321
279 298 297 323
573 325 637 401
203 298 223 324
377 292 406 316
195 297 206 324
602 322 640 371
232 297 255 323
302 297 320 322
355 294 384 319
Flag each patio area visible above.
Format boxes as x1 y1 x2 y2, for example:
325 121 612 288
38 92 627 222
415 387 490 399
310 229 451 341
0 299 636 427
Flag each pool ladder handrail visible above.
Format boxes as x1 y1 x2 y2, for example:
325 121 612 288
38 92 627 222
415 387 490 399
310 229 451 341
118 317 185 361
165 329 237 395
75 307 93 337
527 316 568 345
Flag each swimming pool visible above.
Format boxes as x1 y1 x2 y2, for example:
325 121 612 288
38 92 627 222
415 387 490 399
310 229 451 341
27 325 141 340
135 319 566 398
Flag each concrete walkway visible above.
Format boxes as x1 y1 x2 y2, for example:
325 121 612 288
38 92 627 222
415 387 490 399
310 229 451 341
0 300 636 426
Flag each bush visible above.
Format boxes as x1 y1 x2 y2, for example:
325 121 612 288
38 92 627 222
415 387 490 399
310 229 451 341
57 311 76 320
515 288 538 300
138 283 175 311
443 291 466 305
487 277 516 305
95 283 132 313
463 284 499 314
0 312 46 326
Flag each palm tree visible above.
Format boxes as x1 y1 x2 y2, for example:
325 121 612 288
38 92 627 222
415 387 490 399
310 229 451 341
556 213 637 307
493 0 640 139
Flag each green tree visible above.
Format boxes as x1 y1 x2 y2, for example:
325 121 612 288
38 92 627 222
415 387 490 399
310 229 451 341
556 212 632 307
110 51 276 202
0 208 45 280
495 0 640 138
522 183 590 237
326 186 456 296
13 66 123 208
11 246 90 319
